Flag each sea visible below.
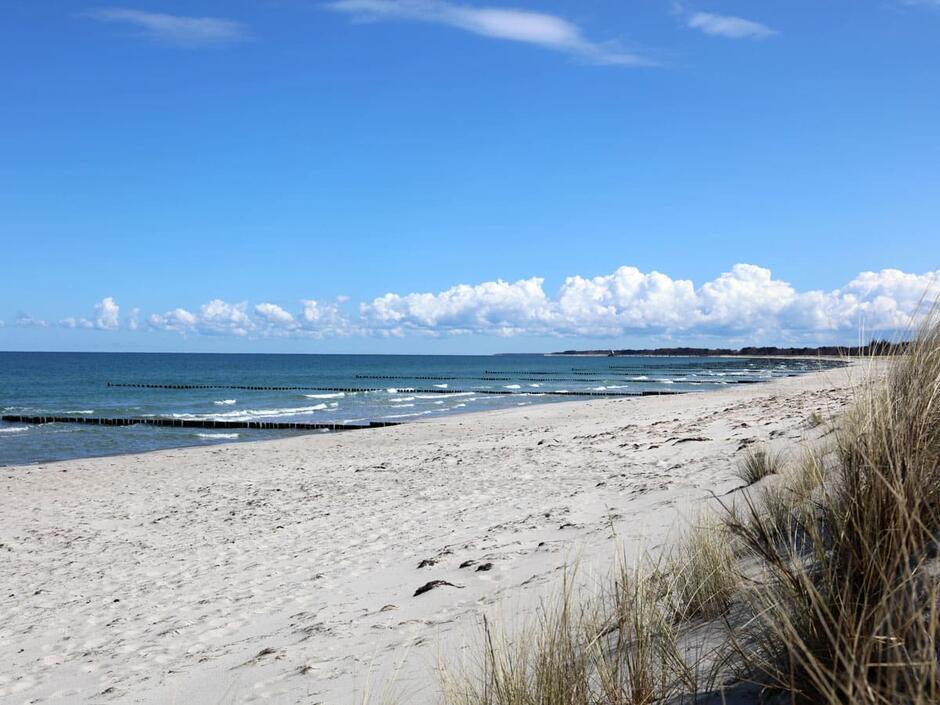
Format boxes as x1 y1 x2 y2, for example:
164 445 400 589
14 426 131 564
0 352 845 466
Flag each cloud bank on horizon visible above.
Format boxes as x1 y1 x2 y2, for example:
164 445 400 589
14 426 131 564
10 265 940 344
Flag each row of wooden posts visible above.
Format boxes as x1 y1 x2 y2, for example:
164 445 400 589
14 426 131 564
1 414 402 432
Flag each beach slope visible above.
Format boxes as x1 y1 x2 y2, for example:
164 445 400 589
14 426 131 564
0 365 858 704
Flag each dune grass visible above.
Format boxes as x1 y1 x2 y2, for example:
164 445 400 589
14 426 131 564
725 317 940 704
667 514 737 622
805 411 825 429
438 314 940 704
439 559 726 705
735 446 784 486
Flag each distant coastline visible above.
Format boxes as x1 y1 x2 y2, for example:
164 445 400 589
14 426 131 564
549 340 907 358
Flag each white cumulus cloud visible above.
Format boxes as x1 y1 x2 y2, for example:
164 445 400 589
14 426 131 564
198 299 253 336
696 264 795 330
59 297 121 330
255 302 297 328
94 296 121 330
300 299 354 337
42 265 940 343
145 298 352 338
784 269 940 332
360 264 940 340
361 277 554 336
147 307 198 333
15 314 49 328
556 267 699 335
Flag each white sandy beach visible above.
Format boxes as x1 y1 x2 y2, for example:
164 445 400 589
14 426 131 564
0 365 861 705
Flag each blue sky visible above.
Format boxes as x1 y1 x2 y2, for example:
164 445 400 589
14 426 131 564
1 0 938 353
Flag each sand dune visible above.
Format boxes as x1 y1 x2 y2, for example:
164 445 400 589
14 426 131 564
0 364 859 704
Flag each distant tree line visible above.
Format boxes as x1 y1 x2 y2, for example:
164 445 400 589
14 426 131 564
554 340 910 357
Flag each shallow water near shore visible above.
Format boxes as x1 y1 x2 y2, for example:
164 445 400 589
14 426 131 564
0 351 843 465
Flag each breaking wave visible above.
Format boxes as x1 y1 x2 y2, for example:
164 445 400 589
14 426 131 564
168 404 329 422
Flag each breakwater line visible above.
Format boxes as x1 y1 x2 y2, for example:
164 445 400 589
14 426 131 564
355 375 513 381
105 383 684 398
355 374 738 385
1 414 400 432
353 374 605 383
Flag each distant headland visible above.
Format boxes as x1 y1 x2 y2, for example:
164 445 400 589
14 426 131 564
550 339 908 357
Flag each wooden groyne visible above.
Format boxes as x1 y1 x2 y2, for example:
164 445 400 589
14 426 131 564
484 370 572 375
107 382 340 392
1 415 400 432
106 383 684 398
352 374 709 384
355 375 512 381
483 369 756 382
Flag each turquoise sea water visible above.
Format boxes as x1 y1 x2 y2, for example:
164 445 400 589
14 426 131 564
0 352 844 466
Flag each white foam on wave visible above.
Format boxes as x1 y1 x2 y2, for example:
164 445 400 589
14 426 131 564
0 426 29 434
392 396 415 402
168 404 328 422
213 399 237 406
434 383 448 388
504 384 521 389
66 409 94 414
592 386 607 391
656 379 675 384
382 410 433 419
305 392 345 399
529 383 541 388
196 432 239 440
630 376 649 381
390 403 415 408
